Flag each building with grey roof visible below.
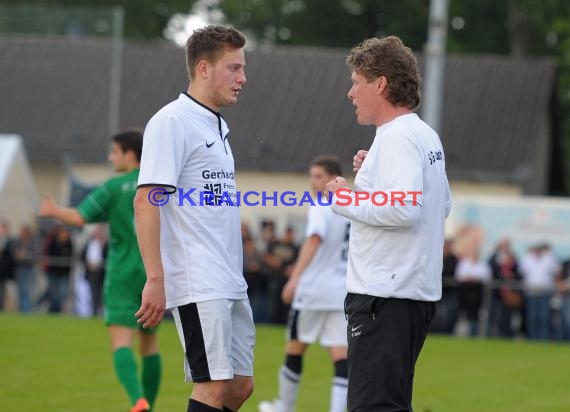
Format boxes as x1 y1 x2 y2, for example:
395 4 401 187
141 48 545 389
0 35 565 227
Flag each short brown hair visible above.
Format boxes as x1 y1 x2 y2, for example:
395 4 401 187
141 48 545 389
310 154 343 177
185 25 246 80
346 36 421 110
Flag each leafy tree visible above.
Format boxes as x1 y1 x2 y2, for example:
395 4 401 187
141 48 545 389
1 0 196 38
220 0 428 50
506 0 570 191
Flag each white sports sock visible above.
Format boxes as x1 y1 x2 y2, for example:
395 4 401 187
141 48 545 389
329 377 348 412
278 365 301 412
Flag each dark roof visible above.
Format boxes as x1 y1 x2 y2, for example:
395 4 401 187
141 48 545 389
0 36 186 162
0 35 559 185
438 54 557 183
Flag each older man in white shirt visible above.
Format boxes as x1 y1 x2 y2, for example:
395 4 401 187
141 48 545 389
326 36 451 412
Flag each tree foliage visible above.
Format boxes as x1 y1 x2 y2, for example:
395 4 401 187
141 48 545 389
220 0 428 50
1 0 196 39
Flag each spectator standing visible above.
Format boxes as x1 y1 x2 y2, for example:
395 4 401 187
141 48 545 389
0 220 15 310
13 225 37 312
520 244 560 340
432 239 458 334
455 251 491 337
487 239 523 338
266 227 299 324
557 258 570 340
242 222 267 323
82 225 108 317
44 225 73 313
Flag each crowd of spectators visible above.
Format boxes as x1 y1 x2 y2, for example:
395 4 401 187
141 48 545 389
0 218 107 316
433 225 570 341
2 217 570 342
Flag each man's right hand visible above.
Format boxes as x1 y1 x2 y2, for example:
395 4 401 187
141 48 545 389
135 278 166 329
353 150 368 173
281 277 298 305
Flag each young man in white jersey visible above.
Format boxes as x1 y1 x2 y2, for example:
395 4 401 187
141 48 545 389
259 155 350 412
326 36 452 411
134 26 254 412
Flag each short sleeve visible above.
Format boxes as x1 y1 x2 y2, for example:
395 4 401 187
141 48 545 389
77 184 112 223
138 114 188 194
305 206 328 239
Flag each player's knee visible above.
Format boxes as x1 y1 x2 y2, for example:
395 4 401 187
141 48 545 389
193 381 226 406
228 377 253 404
240 378 254 401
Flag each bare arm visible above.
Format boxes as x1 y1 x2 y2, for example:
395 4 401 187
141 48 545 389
281 234 321 304
134 186 166 328
39 195 85 226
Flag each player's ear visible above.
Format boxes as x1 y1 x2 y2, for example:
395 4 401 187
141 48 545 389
125 149 136 162
196 59 209 79
376 76 387 96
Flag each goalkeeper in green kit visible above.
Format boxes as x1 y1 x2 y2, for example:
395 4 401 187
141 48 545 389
39 130 160 412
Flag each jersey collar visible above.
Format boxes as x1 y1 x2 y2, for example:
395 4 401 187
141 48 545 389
180 92 223 121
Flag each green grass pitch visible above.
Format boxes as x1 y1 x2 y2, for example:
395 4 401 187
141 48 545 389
2 314 570 411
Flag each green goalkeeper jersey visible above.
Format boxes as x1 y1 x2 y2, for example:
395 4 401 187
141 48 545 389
77 169 145 293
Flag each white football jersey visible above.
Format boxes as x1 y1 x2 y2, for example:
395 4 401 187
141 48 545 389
332 113 451 301
293 204 350 311
138 93 247 309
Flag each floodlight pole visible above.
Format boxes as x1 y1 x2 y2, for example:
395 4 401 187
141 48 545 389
108 6 124 137
422 0 449 134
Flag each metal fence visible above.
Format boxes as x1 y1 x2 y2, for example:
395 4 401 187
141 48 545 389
434 277 567 341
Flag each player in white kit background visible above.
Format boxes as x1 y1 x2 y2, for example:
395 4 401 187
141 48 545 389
259 155 350 412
